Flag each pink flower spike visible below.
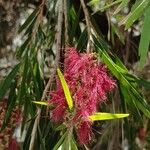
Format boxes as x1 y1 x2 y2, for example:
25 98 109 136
49 47 116 144
77 121 93 145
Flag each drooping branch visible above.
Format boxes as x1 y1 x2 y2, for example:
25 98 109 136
55 0 64 67
29 0 63 149
64 0 69 45
80 0 93 52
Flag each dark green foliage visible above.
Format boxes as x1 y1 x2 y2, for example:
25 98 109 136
1 0 150 149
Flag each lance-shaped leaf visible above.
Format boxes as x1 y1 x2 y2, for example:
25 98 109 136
119 0 149 29
57 68 73 110
113 0 129 15
32 101 49 106
18 8 39 33
53 131 67 150
139 5 150 68
0 63 20 99
89 112 129 121
93 37 150 118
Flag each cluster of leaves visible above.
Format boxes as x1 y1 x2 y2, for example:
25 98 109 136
0 0 150 149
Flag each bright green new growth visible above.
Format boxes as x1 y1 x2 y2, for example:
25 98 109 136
33 69 129 122
89 112 129 121
57 68 73 110
32 101 48 106
32 68 74 110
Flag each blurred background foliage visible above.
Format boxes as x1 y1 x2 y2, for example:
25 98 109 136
0 0 150 149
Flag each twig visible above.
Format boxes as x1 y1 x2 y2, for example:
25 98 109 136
29 74 54 150
80 0 92 52
64 0 69 45
107 121 119 150
124 31 130 65
32 0 45 36
29 0 63 149
55 0 64 66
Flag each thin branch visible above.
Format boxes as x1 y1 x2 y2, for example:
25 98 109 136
55 0 64 67
64 0 69 45
80 0 92 52
31 0 45 40
29 0 63 149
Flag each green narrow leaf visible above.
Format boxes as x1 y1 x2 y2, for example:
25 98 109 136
120 83 143 120
89 112 129 121
93 38 150 118
38 25 46 41
53 132 67 150
23 120 35 149
114 0 129 15
60 130 75 150
57 68 73 110
114 55 128 71
70 138 78 150
34 62 44 94
125 73 150 89
76 28 88 50
111 24 125 44
55 124 66 131
17 36 31 58
24 16 38 35
43 121 53 139
0 63 20 99
17 55 29 105
21 96 36 133
101 48 150 117
136 78 150 89
69 6 80 43
18 8 39 33
31 62 42 99
88 0 122 11
139 5 150 68
37 126 46 150
21 99 29 133
119 0 149 29
1 81 17 130
100 0 122 12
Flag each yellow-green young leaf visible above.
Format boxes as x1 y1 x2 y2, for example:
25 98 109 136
32 101 48 106
57 68 73 110
89 112 129 121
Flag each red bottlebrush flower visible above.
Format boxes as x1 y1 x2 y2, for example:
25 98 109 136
0 100 21 149
49 47 116 144
50 84 68 122
77 121 93 145
8 138 20 150
138 128 147 141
